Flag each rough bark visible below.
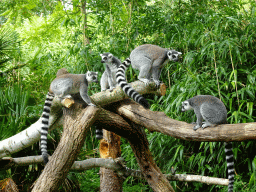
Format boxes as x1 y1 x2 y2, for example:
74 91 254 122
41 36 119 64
99 130 123 192
114 99 256 141
91 81 166 106
32 105 100 192
95 108 174 192
128 123 174 192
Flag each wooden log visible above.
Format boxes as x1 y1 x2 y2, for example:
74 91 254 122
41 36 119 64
32 104 100 191
95 108 174 192
0 156 229 186
91 81 166 106
114 99 256 142
99 130 123 192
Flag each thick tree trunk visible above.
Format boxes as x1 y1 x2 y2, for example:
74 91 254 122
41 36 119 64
95 108 174 192
32 105 100 191
99 130 123 192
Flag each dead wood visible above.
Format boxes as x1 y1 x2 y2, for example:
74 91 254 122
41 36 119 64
99 130 123 192
32 105 100 191
95 108 174 192
113 99 256 142
2 156 228 186
91 81 166 106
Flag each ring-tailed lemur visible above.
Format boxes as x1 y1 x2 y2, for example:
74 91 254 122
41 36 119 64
181 95 235 192
100 52 121 92
95 53 122 140
116 44 182 109
40 68 98 164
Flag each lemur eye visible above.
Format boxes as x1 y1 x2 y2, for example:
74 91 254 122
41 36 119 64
104 57 107 60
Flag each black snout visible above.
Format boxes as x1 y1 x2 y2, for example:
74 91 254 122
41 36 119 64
92 76 98 83
101 60 105 63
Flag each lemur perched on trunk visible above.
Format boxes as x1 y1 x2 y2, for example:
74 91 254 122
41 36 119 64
40 68 98 164
116 44 182 109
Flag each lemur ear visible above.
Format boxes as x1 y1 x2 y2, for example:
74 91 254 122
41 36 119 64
178 52 182 55
100 54 103 57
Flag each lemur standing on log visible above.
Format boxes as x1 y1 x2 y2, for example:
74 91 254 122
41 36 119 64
116 44 182 109
181 95 235 192
95 53 122 140
40 68 98 164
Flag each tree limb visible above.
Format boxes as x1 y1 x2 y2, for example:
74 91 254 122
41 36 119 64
95 107 174 192
113 99 256 142
0 98 63 158
32 105 100 191
91 81 166 106
1 156 229 186
0 81 164 158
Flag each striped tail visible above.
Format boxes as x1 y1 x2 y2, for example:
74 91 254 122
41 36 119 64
41 92 54 164
116 58 150 109
95 126 103 140
225 142 235 192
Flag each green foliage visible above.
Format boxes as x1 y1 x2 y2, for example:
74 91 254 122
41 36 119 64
0 27 18 66
76 169 100 191
0 86 34 140
0 0 256 191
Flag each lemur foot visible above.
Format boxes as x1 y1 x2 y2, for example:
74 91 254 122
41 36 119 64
153 80 161 87
193 125 201 131
139 78 150 86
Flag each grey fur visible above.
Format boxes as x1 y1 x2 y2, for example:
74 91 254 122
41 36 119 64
96 53 121 140
116 44 181 109
41 69 98 164
181 95 227 130
116 58 150 109
130 44 182 87
100 52 121 92
181 95 234 192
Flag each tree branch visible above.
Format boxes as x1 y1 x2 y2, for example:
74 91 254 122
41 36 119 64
0 81 164 158
113 99 256 142
95 108 174 192
32 105 100 191
91 81 166 106
1 156 228 186
0 98 63 158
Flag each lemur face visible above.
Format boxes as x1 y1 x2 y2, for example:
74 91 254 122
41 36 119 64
181 100 193 112
86 71 98 83
167 50 182 62
100 53 113 63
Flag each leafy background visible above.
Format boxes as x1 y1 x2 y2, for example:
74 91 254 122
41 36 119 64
0 0 256 191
